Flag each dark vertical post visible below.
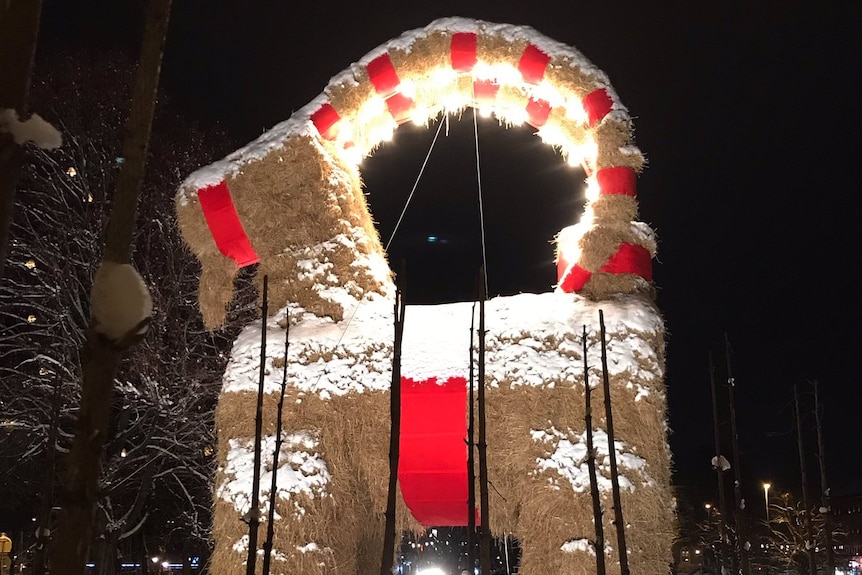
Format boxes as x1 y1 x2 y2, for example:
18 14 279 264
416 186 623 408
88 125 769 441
814 381 834 574
381 266 406 575
262 315 290 575
599 310 629 575
246 276 269 575
725 334 749 575
794 384 817 575
467 303 477 574
477 268 492 575
709 353 730 574
584 325 607 575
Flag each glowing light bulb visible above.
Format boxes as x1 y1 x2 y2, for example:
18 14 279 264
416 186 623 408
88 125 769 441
25 259 36 270
120 448 127 458
585 177 600 202
27 314 36 323
66 167 77 177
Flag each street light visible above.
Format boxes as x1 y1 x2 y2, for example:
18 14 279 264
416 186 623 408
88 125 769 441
763 482 771 522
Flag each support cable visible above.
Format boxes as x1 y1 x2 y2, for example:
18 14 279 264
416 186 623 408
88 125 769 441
471 106 489 292
384 117 446 252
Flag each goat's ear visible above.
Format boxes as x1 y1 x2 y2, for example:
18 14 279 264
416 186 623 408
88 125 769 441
198 253 239 329
176 188 239 329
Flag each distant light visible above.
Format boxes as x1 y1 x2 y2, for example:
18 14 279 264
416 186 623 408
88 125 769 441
426 236 438 243
120 448 127 458
27 314 37 323
417 568 445 575
25 259 36 270
66 167 77 177
152 557 160 563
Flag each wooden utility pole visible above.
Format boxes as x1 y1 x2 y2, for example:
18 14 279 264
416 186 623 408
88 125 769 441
262 316 290 575
477 269 492 575
794 384 817 575
467 303 477 574
814 381 835 574
584 326 607 575
724 334 749 575
380 267 406 575
598 310 629 575
709 353 730 574
0 0 43 278
49 2 172 571
246 276 269 575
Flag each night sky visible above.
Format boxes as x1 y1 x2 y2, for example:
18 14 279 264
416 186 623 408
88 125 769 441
41 0 862 515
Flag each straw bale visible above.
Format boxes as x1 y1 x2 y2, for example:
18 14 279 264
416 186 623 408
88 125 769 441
582 272 656 302
176 189 220 260
212 392 386 575
591 194 639 223
577 224 640 273
327 67 375 121
212 316 672 574
595 118 645 172
197 253 241 328
389 32 451 78
545 55 606 98
221 135 386 321
477 33 530 68
176 191 242 328
496 84 530 115
546 108 590 151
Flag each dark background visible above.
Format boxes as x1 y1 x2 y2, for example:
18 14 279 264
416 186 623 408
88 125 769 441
40 0 862 515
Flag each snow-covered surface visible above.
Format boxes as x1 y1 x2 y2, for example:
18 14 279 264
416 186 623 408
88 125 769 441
218 290 663 519
90 261 152 341
530 427 654 493
180 17 620 197
217 433 330 518
223 291 663 400
0 109 62 149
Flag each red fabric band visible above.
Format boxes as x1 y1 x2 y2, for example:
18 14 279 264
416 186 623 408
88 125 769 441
600 243 653 280
366 54 400 97
557 243 653 292
526 98 552 127
473 79 500 106
596 166 637 197
583 88 614 126
398 376 472 526
310 103 341 140
558 264 592 292
197 181 259 267
386 92 414 124
451 33 478 72
518 44 551 84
